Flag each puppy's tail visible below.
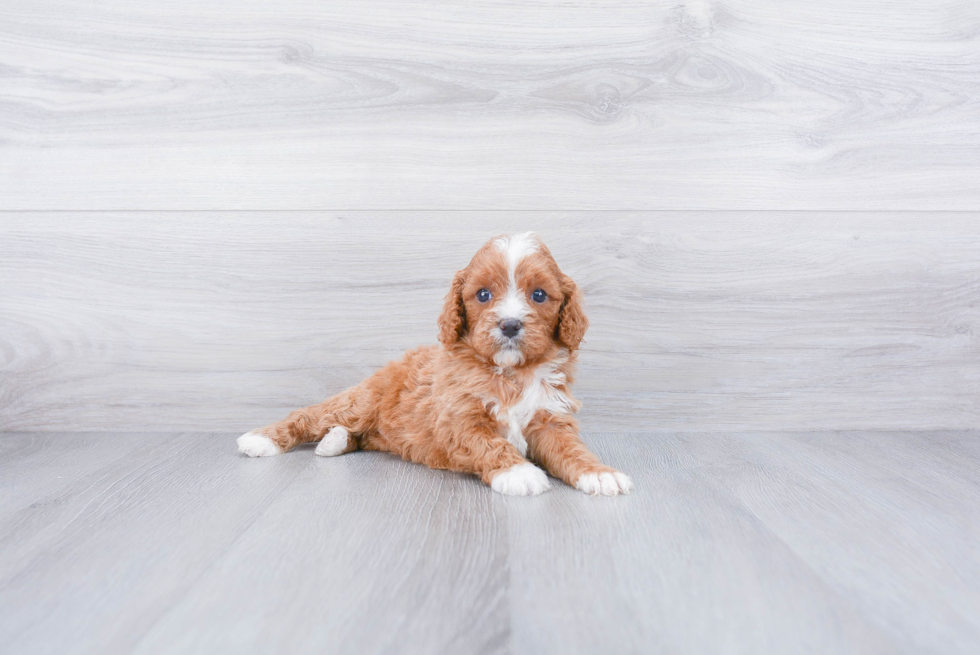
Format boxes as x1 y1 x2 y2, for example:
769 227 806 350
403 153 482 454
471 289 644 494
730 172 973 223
237 384 369 457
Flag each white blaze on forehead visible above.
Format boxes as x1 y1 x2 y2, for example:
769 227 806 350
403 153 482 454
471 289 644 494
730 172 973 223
493 232 538 321
494 232 539 275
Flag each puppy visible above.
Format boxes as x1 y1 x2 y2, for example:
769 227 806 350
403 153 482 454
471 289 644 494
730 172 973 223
237 232 632 496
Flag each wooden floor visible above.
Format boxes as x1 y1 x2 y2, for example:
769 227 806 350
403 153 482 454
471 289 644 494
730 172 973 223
1 431 978 654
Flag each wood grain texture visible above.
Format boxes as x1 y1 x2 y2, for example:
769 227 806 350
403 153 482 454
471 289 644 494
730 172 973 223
676 430 980 655
1 1 979 210
507 433 897 655
1 431 978 654
1 212 978 432
130 445 509 655
0 432 310 654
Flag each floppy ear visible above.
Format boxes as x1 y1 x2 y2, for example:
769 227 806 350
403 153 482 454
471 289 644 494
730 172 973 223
556 274 588 350
438 270 468 346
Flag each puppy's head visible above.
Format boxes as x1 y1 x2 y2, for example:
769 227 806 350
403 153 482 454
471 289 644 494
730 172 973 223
438 232 588 367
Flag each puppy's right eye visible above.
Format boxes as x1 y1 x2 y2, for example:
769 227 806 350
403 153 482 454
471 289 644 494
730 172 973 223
476 288 492 303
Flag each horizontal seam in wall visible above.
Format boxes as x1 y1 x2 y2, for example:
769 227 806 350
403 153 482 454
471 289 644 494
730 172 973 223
1 209 979 214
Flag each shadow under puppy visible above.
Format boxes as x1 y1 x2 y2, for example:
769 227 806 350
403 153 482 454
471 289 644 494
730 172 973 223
238 232 632 496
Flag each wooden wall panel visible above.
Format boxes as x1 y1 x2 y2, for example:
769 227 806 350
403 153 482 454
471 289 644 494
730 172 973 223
1 212 977 432
1 0 978 210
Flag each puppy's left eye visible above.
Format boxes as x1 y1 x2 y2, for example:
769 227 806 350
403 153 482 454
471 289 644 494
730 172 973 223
531 289 548 303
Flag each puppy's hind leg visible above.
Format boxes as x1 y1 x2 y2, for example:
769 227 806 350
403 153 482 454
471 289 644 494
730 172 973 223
237 384 370 457
314 426 356 457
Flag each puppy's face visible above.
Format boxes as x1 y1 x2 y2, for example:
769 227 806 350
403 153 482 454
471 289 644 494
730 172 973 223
438 233 588 366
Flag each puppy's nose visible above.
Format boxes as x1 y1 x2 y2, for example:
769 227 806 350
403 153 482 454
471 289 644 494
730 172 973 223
499 319 523 338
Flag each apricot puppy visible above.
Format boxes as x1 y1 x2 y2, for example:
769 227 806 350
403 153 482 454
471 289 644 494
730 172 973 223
237 232 632 496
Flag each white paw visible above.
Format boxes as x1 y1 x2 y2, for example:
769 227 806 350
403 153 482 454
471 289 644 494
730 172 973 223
314 427 351 457
491 463 551 496
237 431 281 457
576 471 633 496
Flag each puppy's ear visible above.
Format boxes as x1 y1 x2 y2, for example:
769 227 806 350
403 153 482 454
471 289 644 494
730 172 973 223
556 274 588 350
438 270 468 346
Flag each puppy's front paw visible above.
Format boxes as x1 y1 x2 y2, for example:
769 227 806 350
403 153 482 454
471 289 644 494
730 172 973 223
491 463 552 496
576 470 633 496
237 431 281 457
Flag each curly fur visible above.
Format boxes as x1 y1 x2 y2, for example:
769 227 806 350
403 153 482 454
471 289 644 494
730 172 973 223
237 233 632 496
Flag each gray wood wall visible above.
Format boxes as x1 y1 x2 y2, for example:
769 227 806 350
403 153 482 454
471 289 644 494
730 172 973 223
1 1 978 432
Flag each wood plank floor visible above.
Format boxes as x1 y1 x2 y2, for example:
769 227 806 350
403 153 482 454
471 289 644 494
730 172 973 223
1 431 978 655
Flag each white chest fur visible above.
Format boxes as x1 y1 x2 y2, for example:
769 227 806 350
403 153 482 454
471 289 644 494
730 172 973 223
487 358 575 457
